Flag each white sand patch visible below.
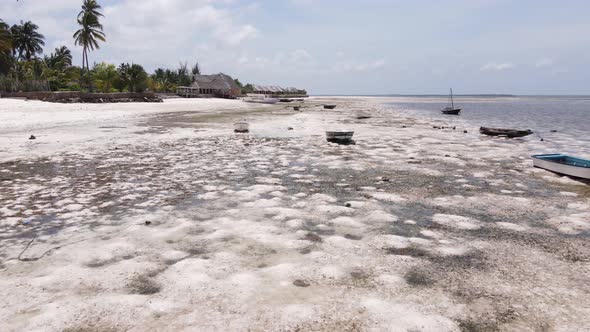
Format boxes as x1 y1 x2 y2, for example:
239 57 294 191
434 245 470 256
560 191 578 197
313 205 354 214
495 222 528 232
319 265 347 279
361 298 457 331
331 216 364 228
372 235 410 248
309 193 337 203
368 192 406 203
546 212 590 234
364 210 398 223
432 214 482 230
419 230 441 238
244 198 282 208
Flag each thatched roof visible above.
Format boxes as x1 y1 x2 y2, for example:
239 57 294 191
252 84 303 93
188 73 240 91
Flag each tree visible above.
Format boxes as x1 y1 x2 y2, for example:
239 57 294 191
11 21 45 61
73 0 105 88
44 46 72 70
92 62 118 92
0 19 12 75
177 61 191 86
117 63 148 92
191 62 200 76
0 19 11 54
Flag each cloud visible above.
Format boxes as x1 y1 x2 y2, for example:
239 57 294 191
535 58 553 67
480 62 515 71
2 0 258 69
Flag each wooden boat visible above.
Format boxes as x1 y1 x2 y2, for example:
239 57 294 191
234 122 250 133
532 154 590 180
441 88 461 115
326 131 354 144
355 111 371 119
242 94 279 104
279 98 293 103
480 127 533 138
324 105 337 109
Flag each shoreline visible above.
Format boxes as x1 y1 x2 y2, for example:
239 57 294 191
1 97 589 331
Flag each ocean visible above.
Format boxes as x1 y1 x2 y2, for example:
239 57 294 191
383 95 590 156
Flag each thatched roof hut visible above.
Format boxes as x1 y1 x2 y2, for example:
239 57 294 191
177 73 241 98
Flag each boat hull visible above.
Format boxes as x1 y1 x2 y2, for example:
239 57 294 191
441 108 461 115
324 105 337 109
480 127 533 138
243 97 279 104
532 154 590 180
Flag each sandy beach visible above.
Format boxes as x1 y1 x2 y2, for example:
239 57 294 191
1 97 589 331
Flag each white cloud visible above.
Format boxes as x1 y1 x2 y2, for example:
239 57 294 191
535 58 553 67
480 62 515 71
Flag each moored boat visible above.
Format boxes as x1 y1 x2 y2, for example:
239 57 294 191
480 127 533 138
532 154 590 180
441 88 461 115
324 104 337 109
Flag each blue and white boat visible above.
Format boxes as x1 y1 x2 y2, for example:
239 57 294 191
532 154 590 180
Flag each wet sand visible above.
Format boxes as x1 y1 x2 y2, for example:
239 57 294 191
1 97 589 331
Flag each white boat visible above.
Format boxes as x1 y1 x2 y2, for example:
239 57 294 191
532 154 590 180
234 122 250 133
242 94 279 104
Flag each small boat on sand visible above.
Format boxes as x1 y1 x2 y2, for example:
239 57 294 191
326 131 354 144
234 122 250 133
532 154 590 180
242 94 279 104
441 88 461 115
279 98 293 103
480 127 533 138
324 105 337 109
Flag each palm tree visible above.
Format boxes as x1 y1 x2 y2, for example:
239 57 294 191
11 21 45 61
0 19 11 55
73 0 105 76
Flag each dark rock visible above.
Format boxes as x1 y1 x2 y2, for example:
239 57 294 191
345 203 352 208
550 130 558 133
29 135 36 140
145 221 152 226
288 127 294 130
293 279 310 287
344 234 363 240
304 232 322 243
463 130 468 133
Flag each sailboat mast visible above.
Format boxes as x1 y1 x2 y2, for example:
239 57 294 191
450 88 454 108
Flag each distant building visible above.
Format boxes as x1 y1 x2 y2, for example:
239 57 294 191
251 84 307 97
176 73 241 98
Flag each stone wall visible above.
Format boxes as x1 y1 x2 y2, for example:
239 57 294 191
0 91 162 103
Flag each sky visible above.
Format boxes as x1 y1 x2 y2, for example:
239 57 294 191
3 0 590 95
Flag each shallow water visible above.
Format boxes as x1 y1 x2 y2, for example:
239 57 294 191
384 96 590 156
